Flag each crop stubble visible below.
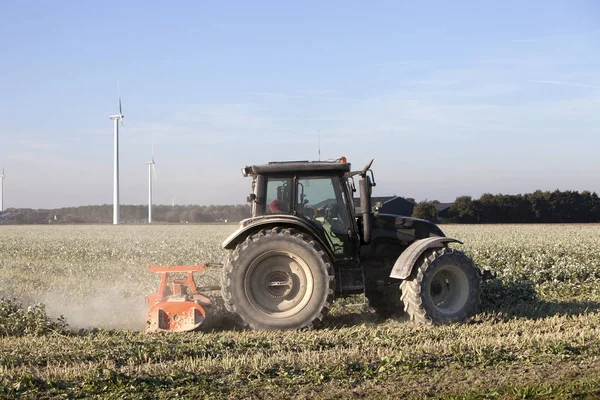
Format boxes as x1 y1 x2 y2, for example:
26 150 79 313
0 224 599 398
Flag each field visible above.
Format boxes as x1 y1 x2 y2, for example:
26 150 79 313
1 224 600 399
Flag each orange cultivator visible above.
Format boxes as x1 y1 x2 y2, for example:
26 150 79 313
145 264 212 333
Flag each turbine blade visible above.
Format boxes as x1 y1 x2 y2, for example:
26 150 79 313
116 80 124 136
117 80 122 115
152 163 157 180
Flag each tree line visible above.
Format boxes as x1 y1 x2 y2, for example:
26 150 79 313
3 189 600 224
412 190 600 223
1 204 251 224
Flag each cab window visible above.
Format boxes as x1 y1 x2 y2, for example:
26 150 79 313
265 178 292 214
296 176 351 256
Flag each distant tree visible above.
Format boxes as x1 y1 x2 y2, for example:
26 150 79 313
412 201 438 222
581 191 600 222
179 210 190 222
406 197 416 203
449 196 477 223
13 213 30 224
166 211 180 223
189 208 203 222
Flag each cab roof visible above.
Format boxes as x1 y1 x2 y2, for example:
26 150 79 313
243 161 351 176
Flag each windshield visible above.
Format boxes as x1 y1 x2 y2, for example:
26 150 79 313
296 176 351 257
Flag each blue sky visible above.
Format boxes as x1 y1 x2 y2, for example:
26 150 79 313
0 1 599 208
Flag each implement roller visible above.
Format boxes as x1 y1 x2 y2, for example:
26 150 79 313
145 264 212 333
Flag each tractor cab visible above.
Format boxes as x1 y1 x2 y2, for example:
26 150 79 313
240 158 370 260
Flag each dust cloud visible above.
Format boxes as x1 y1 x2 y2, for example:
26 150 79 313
41 280 149 331
38 276 232 332
1 263 232 332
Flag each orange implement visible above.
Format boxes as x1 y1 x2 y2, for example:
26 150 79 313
145 264 212 333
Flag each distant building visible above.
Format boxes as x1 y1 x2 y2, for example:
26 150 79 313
434 203 453 222
352 197 454 221
353 196 416 217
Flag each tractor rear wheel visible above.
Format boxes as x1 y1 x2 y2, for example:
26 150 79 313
221 228 335 330
400 247 481 325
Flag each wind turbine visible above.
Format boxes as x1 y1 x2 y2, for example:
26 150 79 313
109 83 124 225
0 165 5 213
318 130 321 161
146 148 156 223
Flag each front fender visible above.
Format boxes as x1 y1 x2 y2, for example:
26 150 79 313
389 237 462 280
222 216 335 261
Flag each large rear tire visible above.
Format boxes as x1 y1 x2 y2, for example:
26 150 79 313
221 228 335 330
400 247 481 325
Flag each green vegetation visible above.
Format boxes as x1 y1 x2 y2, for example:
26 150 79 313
0 224 599 398
3 188 599 226
447 190 600 223
411 201 438 222
0 299 68 337
0 204 251 224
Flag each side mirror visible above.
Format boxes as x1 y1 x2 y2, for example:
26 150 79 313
368 170 376 187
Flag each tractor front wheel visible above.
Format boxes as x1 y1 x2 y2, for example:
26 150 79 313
221 228 335 330
400 247 481 325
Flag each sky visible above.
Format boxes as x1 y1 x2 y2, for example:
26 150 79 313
0 1 599 209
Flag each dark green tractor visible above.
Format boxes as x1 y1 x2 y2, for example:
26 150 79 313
221 158 489 330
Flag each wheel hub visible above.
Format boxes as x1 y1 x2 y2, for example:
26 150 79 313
428 266 469 314
264 270 293 298
245 250 313 318
430 277 450 303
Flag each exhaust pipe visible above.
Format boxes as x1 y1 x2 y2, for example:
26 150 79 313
359 159 375 244
359 176 372 244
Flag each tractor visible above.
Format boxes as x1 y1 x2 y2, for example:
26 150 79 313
219 158 490 330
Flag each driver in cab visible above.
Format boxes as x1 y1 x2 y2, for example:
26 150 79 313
269 185 289 213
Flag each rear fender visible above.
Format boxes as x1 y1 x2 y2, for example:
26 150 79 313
389 237 462 280
222 217 335 261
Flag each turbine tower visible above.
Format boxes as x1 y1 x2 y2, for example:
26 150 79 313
109 85 124 225
0 165 5 213
146 149 156 223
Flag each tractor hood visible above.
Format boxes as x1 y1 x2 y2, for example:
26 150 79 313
369 213 445 245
